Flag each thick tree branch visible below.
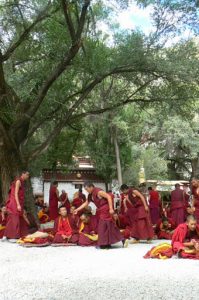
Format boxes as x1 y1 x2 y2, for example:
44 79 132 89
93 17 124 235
61 0 76 42
26 0 91 119
2 2 55 61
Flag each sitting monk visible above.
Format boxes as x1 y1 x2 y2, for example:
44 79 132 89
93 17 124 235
68 206 80 233
0 205 7 239
59 190 71 214
38 206 50 224
156 216 176 240
112 211 131 240
172 215 199 259
53 206 79 244
78 213 98 246
23 209 38 234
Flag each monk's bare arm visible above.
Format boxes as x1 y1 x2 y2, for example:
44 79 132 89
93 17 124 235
23 212 30 225
75 200 89 214
183 241 194 247
133 190 149 212
15 180 21 211
98 191 114 214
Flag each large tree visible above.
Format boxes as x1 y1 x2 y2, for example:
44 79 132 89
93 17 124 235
0 0 199 206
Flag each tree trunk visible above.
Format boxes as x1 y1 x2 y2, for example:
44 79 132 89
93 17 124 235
191 157 199 179
0 144 24 202
0 136 37 220
113 128 123 186
167 161 180 180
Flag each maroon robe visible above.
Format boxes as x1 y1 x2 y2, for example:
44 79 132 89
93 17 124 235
156 218 176 240
53 216 79 244
115 214 131 239
68 214 80 233
120 193 137 225
149 190 160 225
128 189 154 240
171 188 185 226
192 188 199 223
172 223 199 259
72 198 83 209
49 185 59 220
60 192 71 214
78 216 98 246
4 177 28 239
89 187 123 246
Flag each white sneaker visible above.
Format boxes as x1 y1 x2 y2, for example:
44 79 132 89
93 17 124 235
8 239 18 243
0 236 7 242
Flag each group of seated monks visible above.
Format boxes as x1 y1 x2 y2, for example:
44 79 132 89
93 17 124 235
1 171 199 258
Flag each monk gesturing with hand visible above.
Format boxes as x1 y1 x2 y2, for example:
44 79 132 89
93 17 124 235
74 182 125 249
120 184 154 243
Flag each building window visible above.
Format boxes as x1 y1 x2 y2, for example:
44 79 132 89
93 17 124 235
75 184 82 190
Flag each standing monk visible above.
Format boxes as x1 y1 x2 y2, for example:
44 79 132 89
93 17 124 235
191 179 199 223
75 182 124 249
49 181 59 221
171 184 185 226
60 190 70 214
148 186 161 225
120 184 154 243
4 171 30 242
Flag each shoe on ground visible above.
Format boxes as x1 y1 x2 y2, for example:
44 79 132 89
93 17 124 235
8 239 18 243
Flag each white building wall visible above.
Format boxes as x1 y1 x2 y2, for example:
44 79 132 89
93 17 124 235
31 177 43 194
44 181 106 204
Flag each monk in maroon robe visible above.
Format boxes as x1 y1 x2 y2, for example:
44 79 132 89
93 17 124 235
78 213 98 246
49 181 59 221
148 186 161 225
170 184 185 226
191 179 199 223
4 171 30 241
23 209 38 234
53 206 79 244
112 212 131 240
120 184 154 242
156 216 176 240
75 182 124 249
38 206 50 224
60 190 70 214
172 215 199 259
68 206 80 233
119 192 137 226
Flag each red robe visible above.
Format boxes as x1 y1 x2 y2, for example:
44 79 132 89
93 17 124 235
89 187 123 246
78 216 98 246
171 188 185 225
156 218 176 240
49 185 59 220
115 214 131 239
149 190 160 225
53 216 79 244
68 214 80 233
4 177 28 239
72 198 83 209
120 193 137 226
172 223 199 259
128 189 154 240
192 188 199 223
60 193 71 214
